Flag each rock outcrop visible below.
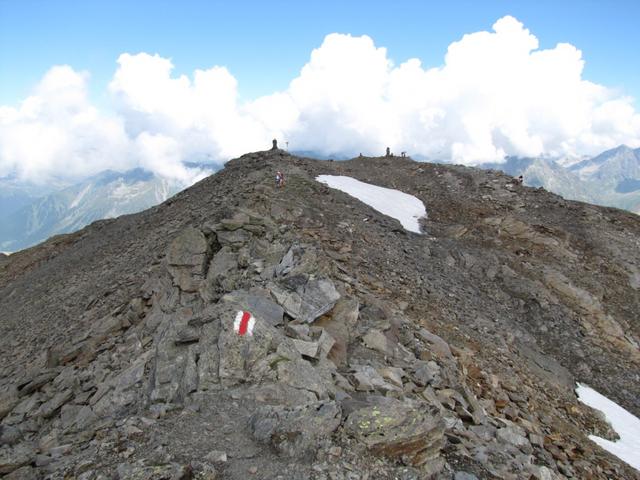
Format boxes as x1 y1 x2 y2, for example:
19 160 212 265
0 149 638 479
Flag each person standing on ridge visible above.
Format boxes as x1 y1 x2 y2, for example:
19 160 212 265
275 171 285 188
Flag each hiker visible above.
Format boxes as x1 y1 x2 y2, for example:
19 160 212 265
275 171 285 188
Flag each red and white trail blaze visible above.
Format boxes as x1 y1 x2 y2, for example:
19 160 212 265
234 311 255 336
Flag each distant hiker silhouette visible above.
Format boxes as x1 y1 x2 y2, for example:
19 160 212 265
275 171 285 188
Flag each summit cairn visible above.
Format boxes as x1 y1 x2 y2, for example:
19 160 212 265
272 138 278 150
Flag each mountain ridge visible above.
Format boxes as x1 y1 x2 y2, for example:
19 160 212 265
0 149 638 479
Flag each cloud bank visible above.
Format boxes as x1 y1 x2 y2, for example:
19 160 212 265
1 16 639 184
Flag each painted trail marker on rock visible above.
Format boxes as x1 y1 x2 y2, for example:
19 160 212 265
234 311 256 336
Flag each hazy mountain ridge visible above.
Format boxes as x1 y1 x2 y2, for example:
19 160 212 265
482 145 640 214
0 169 183 251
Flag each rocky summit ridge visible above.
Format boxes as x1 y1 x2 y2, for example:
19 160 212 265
0 149 639 479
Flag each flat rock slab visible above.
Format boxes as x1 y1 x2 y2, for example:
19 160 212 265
344 399 445 466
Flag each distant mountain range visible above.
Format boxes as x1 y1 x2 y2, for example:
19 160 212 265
481 145 640 215
0 169 186 252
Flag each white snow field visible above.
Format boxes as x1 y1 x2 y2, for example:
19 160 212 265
576 383 640 471
316 175 426 234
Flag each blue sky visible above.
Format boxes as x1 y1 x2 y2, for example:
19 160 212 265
1 0 639 183
1 0 639 106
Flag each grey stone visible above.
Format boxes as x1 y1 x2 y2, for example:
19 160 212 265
230 383 317 406
351 365 399 393
0 388 19 420
220 212 250 231
116 460 192 479
207 246 238 291
250 401 341 458
222 289 285 326
412 361 440 387
197 321 221 391
291 339 319 358
343 399 445 467
217 305 279 386
0 443 35 474
270 277 341 323
167 227 209 292
496 426 529 448
416 329 452 359
18 370 58 396
216 228 251 247
313 298 358 367
454 473 479 480
0 426 22 446
276 246 296 276
175 326 200 344
3 465 38 480
277 359 330 399
363 329 390 355
285 323 311 340
204 450 227 463
379 367 405 387
315 329 336 360
38 389 73 418
94 353 149 416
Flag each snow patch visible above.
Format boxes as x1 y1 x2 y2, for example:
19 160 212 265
576 383 640 471
69 184 92 208
316 175 426 233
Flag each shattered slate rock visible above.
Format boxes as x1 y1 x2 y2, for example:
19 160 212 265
250 401 341 458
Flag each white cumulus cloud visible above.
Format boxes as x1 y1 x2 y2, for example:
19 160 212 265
0 66 132 182
1 15 639 185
